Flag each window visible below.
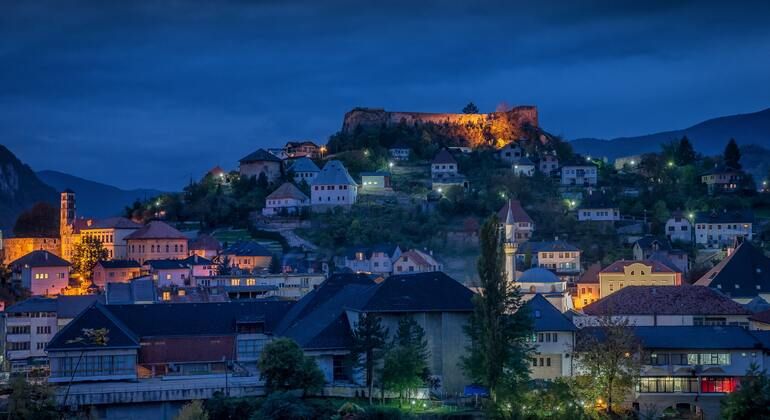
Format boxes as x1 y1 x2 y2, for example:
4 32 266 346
237 337 268 360
7 342 30 351
9 325 31 335
162 291 171 301
333 355 349 381
36 326 51 334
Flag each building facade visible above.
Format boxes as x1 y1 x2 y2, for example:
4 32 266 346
310 160 358 208
125 221 188 264
598 260 681 299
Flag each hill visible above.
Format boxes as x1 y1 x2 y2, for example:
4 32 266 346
570 107 770 160
36 170 165 219
0 145 58 231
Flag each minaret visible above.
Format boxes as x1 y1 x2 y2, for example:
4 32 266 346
503 200 518 283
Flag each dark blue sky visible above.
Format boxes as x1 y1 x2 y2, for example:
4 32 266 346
2 0 770 190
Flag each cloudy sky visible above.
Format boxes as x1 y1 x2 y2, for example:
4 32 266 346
2 0 770 190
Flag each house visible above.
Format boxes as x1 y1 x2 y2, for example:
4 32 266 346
517 240 581 283
196 273 326 300
392 249 442 274
578 285 752 327
498 200 535 244
360 172 391 190
632 236 689 274
695 240 770 304
288 157 321 183
105 277 158 304
525 294 577 380
144 259 192 287
238 148 283 183
431 149 468 192
188 234 221 259
79 217 142 260
665 212 693 244
310 160 358 208
262 182 310 216
701 166 744 194
284 140 321 159
573 263 601 310
388 144 410 161
598 260 681 298
497 142 524 163
3 294 102 373
577 190 620 222
93 260 141 287
694 210 753 248
560 164 598 186
125 221 188 264
630 326 767 419
341 244 401 275
516 267 573 312
183 254 216 277
9 250 70 296
538 153 559 175
511 157 536 177
222 241 273 272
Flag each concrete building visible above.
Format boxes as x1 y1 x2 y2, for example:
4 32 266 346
497 142 524 163
310 160 358 208
511 157 536 177
196 273 326 300
701 166 744 194
431 149 468 192
341 244 401 275
80 217 142 260
360 172 391 190
574 263 601 310
93 260 141 288
262 182 310 216
598 260 681 299
526 294 577 380
665 212 693 244
9 250 70 296
388 144 410 161
694 210 753 248
288 157 320 183
577 190 620 222
392 249 442 274
498 200 535 244
238 148 283 183
560 164 598 186
516 267 573 312
284 141 321 159
632 236 689 274
125 221 188 264
538 153 559 175
145 259 192 287
188 234 221 259
517 240 581 283
221 241 273 272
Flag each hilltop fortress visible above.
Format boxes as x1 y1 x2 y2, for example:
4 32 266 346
341 106 539 134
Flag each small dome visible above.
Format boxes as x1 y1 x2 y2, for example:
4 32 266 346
518 267 560 283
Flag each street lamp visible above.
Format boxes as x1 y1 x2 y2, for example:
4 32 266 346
388 162 394 169
668 161 674 167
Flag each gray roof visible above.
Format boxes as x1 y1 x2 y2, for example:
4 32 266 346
266 182 309 201
5 296 57 313
633 326 762 350
85 217 142 230
144 259 190 270
519 267 561 283
526 294 577 332
289 157 320 173
10 250 70 268
311 160 357 186
5 295 103 318
239 148 282 163
106 277 157 304
97 260 141 269
695 210 753 224
222 241 273 257
695 241 770 298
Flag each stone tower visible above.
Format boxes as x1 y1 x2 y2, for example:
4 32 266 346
502 200 518 283
60 190 76 236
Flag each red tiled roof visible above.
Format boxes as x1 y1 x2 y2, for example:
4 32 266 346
189 234 221 251
125 221 187 240
576 263 601 284
582 285 750 316
496 200 534 224
601 259 679 274
432 149 457 165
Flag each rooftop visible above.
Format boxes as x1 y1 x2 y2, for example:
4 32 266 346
526 294 577 332
124 221 187 241
97 260 141 269
84 217 142 230
695 241 770 298
310 160 357 186
600 259 679 274
266 182 309 201
239 148 282 164
289 157 320 173
189 234 222 251
518 240 579 254
694 209 753 224
497 200 534 224
222 241 273 257
10 250 70 268
582 285 750 316
432 149 457 165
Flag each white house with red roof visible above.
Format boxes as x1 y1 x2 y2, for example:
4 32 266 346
392 249 442 274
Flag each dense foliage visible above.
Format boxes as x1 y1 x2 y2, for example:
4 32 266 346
71 235 109 282
7 377 57 420
256 338 325 395
13 201 59 237
351 312 389 404
382 317 430 403
721 364 770 419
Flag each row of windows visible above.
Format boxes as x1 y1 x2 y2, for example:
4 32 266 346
50 355 135 378
7 342 30 351
528 332 559 343
130 243 185 253
34 272 66 280
539 252 579 259
644 352 731 366
237 338 268 359
532 357 552 367
84 233 114 244
8 326 30 335
267 199 304 206
668 225 689 231
637 377 737 394
432 164 456 171
696 224 750 230
313 185 351 190
317 195 348 202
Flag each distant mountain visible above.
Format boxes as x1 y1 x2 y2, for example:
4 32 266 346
36 170 165 219
0 145 58 231
570 107 770 160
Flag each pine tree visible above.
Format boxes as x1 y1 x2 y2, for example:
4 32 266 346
269 254 282 274
351 312 388 404
463 102 480 114
382 317 430 404
724 138 742 169
675 136 696 165
217 255 232 275
461 215 533 405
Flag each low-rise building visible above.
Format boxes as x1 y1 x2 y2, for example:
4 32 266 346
222 241 273 272
341 244 401 275
511 157 536 177
665 212 693 244
239 148 283 183
632 236 689 274
701 166 744 194
388 144 410 161
188 234 221 259
262 182 310 216
598 260 681 298
431 149 468 192
573 263 601 310
695 240 770 304
145 259 192 287
516 267 573 312
577 190 620 222
694 210 753 248
498 200 535 244
184 255 216 277
1 237 60 265
360 172 391 190
310 160 358 208
196 273 326 300
284 141 321 159
9 251 71 296
538 153 559 175
497 142 524 163
125 221 188 264
392 249 442 274
517 240 581 283
526 294 577 380
80 217 142 260
288 157 321 183
561 164 598 186
93 260 141 288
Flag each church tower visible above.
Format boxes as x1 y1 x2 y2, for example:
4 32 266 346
502 200 518 283
60 190 76 259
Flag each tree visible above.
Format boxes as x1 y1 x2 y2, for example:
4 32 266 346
7 376 57 420
463 102 480 114
351 312 388 404
13 202 59 238
575 316 641 415
382 317 430 404
71 235 108 282
256 337 324 395
724 138 742 169
269 254 282 274
252 391 313 420
461 215 533 404
175 400 209 420
721 364 770 419
675 136 696 166
217 255 232 275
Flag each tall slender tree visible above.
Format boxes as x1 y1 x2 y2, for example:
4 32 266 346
461 215 533 404
724 138 742 169
675 136 696 166
351 312 388 404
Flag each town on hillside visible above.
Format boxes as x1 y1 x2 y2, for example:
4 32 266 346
1 103 770 419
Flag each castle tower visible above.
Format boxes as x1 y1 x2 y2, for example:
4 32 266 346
60 190 76 236
503 200 517 283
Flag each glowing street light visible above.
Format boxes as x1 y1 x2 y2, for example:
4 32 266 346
668 161 674 167
388 162 394 168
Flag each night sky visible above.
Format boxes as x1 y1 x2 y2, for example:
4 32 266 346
2 0 770 190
